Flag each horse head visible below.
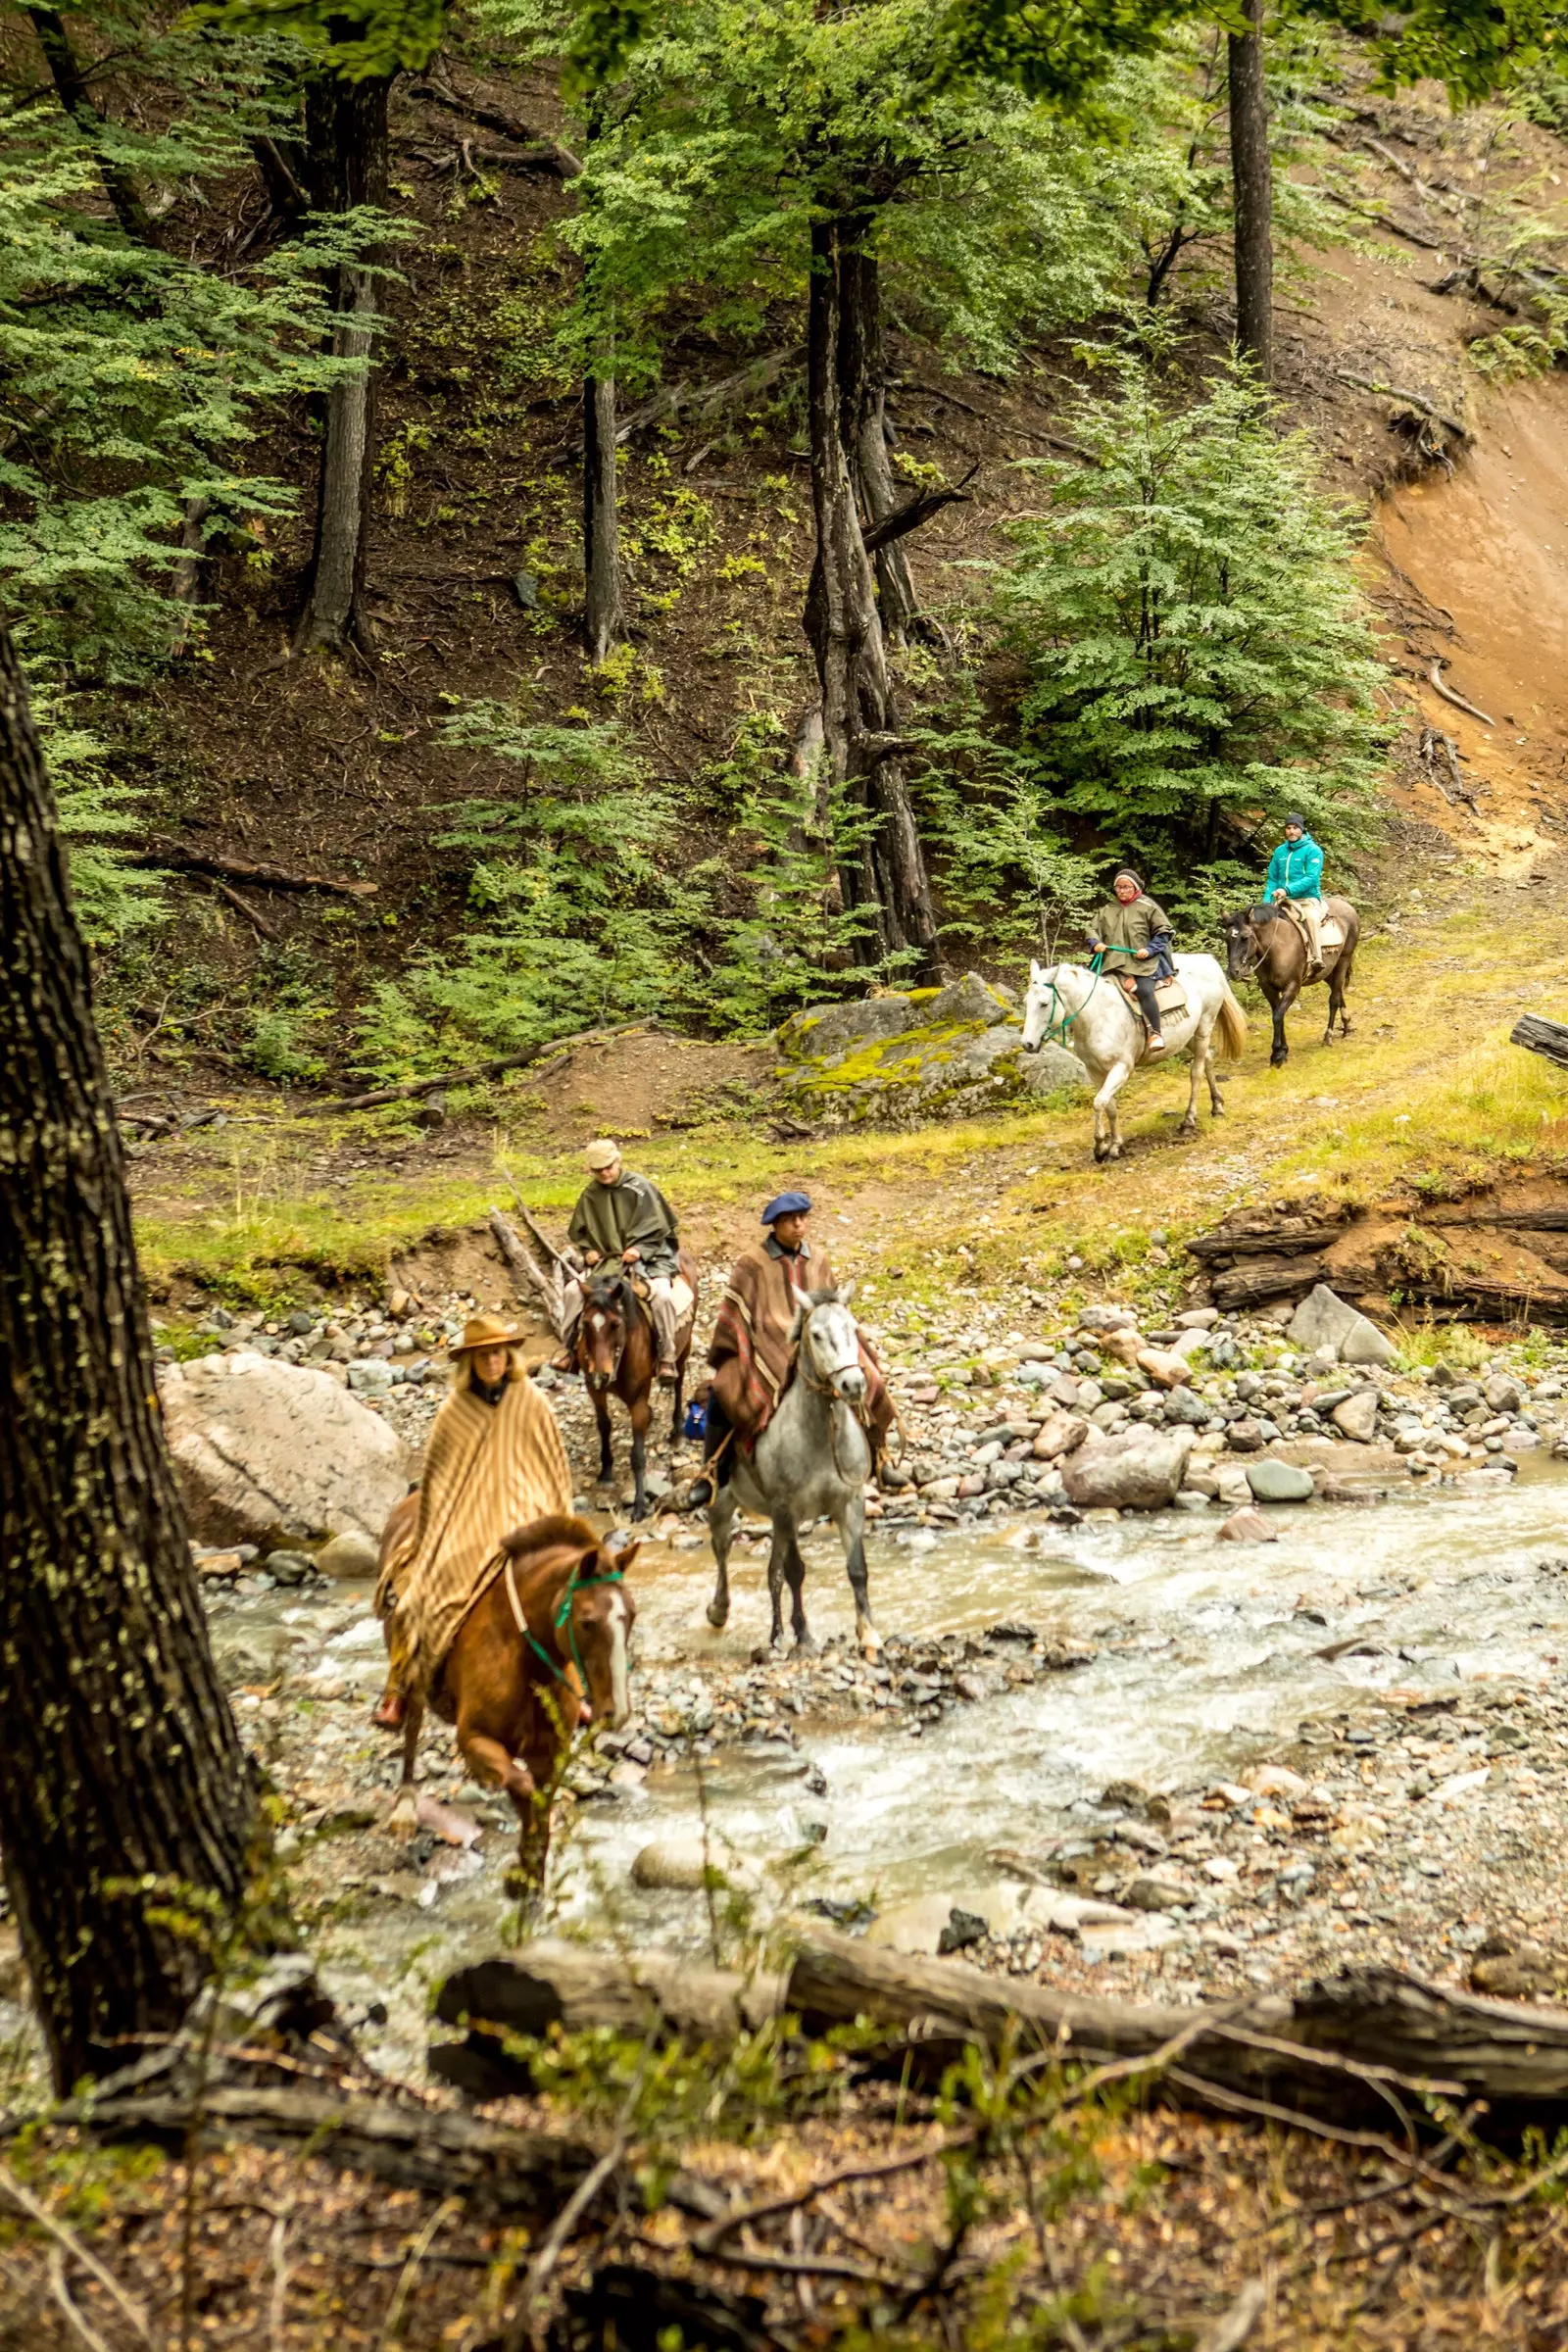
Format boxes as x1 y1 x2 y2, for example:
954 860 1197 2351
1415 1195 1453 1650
793 1286 865 1406
561 1532 639 1728
1220 909 1261 980
1022 958 1063 1052
577 1267 632 1392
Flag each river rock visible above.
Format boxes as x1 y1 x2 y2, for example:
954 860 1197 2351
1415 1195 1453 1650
1225 1416 1264 1452
1162 1386 1211 1428
1485 1374 1524 1414
1124 1873 1194 1913
1174 1307 1221 1330
1245 1458 1315 1503
1331 1391 1379 1444
1032 1412 1089 1460
1061 1427 1194 1511
630 1838 760 1893
1287 1284 1397 1367
1218 1506 1278 1543
316 1530 383 1580
1136 1348 1190 1390
159 1351 415 1547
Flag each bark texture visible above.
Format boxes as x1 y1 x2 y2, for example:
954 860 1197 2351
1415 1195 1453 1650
1227 0 1273 381
837 240 916 643
804 216 939 977
0 623 258 2088
294 72 391 657
583 372 625 663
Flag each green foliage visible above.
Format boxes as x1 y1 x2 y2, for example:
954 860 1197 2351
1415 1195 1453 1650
992 338 1389 920
193 0 444 77
35 708 165 944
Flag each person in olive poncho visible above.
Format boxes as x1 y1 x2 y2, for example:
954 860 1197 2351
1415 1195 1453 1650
1087 869 1176 1050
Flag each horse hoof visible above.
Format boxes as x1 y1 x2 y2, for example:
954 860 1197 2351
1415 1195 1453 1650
706 1602 729 1630
1176 1121 1197 1140
858 1628 882 1660
387 1792 417 1841
794 1630 817 1654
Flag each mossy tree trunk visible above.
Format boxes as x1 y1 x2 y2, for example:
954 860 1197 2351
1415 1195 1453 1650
1228 0 1273 381
294 70 391 658
803 213 940 978
837 233 917 644
583 370 625 663
0 621 259 2090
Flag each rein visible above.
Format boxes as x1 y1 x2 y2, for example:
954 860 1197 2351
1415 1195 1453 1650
1032 958 1104 1049
797 1305 875 1483
504 1550 624 1693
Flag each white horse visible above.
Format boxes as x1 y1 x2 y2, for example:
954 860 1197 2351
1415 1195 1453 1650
1022 955 1247 1163
706 1287 880 1657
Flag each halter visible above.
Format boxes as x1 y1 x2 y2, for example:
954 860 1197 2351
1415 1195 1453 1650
796 1298 873 1483
1030 957 1104 1048
504 1549 625 1693
576 1271 643 1389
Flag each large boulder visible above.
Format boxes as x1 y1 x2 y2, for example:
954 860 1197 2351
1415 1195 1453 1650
1061 1427 1195 1511
159 1350 415 1548
774 976 1088 1127
1288 1284 1397 1367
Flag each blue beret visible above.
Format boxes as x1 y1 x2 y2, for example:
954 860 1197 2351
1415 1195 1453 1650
761 1190 812 1224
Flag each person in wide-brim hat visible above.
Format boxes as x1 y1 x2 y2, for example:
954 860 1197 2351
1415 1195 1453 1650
448 1313 527 1357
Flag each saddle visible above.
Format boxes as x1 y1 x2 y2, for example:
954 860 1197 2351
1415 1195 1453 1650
626 1268 697 1351
1117 971 1188 1019
1282 902 1346 971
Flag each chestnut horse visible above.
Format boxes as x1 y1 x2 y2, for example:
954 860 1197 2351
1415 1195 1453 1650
576 1248 698 1519
385 1507 637 1890
1221 897 1359 1067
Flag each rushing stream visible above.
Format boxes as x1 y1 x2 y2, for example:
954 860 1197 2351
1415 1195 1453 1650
220 1457 1568 2072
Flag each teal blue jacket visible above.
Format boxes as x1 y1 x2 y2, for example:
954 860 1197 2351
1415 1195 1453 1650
1265 833 1324 901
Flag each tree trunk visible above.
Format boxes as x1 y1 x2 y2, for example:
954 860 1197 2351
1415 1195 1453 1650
26 6 157 244
803 215 939 977
1227 0 1273 381
294 71 391 658
0 623 259 2090
582 372 625 663
837 238 916 643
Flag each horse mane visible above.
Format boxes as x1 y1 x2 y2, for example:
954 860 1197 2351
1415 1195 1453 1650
502 1512 602 1560
804 1284 846 1309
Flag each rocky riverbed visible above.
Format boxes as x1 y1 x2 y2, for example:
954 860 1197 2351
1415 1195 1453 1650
128 1275 1568 2088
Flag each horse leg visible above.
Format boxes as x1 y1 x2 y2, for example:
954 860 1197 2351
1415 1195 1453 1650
1270 977 1298 1067
780 1519 813 1651
1336 946 1356 1035
1093 1064 1126 1162
592 1393 613 1486
766 1512 793 1649
1178 1032 1203 1138
670 1357 685 1446
706 1483 736 1629
1203 1017 1226 1114
837 1488 878 1656
628 1390 651 1521
387 1693 424 1837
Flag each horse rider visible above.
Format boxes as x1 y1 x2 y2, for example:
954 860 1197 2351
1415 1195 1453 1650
689 1189 893 1508
559 1139 682 1385
1265 813 1326 972
371 1314 571 1733
1087 868 1176 1053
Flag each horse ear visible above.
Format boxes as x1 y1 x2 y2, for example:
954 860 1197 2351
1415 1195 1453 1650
836 1279 856 1306
1030 958 1044 983
788 1303 807 1343
611 1541 639 1578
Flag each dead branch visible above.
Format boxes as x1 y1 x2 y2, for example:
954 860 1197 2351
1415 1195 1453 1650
136 843 377 898
562 348 805 461
486 1207 566 1337
1334 370 1471 443
862 466 978 557
1428 660 1494 726
1198 2279 1267 2352
906 380 1099 464
0 2159 153 2344
209 878 280 940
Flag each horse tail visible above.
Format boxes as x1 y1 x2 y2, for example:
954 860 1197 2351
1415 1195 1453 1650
1215 983 1249 1061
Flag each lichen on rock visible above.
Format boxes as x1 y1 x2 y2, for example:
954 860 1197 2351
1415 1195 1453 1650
774 974 1088 1127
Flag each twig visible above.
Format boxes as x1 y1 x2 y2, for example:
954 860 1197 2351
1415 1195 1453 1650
505 2135 625 2347
47 2248 116 2352
378 2195 462 2345
268 2210 290 2352
210 878 280 940
704 2245 906 2285
134 842 377 898
695 2133 964 2253
0 2159 153 2344
1334 370 1471 443
1428 660 1494 726
1198 2278 1267 2352
306 1019 653 1113
906 379 1098 464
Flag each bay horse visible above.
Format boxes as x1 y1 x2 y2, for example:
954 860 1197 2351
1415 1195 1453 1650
387 1511 636 1892
1021 955 1247 1164
1221 897 1358 1067
576 1248 698 1520
707 1286 881 1657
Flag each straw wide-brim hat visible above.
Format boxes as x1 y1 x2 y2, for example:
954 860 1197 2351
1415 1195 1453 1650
449 1313 526 1356
583 1138 620 1171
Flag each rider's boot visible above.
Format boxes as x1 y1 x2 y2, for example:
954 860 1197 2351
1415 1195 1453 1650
371 1685 407 1732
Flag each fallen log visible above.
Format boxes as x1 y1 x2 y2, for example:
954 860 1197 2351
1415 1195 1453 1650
1209 1253 1330 1310
432 1942 784 2095
1510 1014 1568 1073
785 1934 1568 2129
51 2082 599 2217
136 841 377 897
1334 370 1472 445
1428 660 1494 727
488 1206 564 1334
1187 1218 1344 1262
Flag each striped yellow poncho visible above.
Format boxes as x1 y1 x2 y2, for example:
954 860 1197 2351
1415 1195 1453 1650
377 1360 572 1700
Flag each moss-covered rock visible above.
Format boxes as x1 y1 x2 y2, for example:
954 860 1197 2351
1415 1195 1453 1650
773 977 1088 1128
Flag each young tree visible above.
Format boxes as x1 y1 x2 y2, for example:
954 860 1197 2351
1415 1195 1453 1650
0 621 260 2090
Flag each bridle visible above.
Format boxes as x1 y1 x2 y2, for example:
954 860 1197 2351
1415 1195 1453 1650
504 1547 625 1697
796 1299 875 1480
1028 959 1108 1049
577 1271 642 1389
1226 909 1278 982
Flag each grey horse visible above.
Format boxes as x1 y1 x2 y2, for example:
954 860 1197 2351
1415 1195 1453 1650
706 1287 880 1657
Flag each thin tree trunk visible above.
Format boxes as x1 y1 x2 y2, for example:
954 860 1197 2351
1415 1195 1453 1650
169 493 211 653
837 237 916 643
0 623 259 2091
583 372 624 663
803 216 939 977
294 71 390 658
26 6 157 244
1227 0 1273 381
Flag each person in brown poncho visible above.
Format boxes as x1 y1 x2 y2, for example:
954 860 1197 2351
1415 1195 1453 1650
689 1190 892 1507
372 1314 572 1731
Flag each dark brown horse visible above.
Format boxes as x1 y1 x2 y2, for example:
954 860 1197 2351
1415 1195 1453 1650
576 1249 698 1519
1222 897 1359 1067
389 1513 636 1891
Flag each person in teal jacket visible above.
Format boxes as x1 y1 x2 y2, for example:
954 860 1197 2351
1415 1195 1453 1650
1265 813 1325 969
